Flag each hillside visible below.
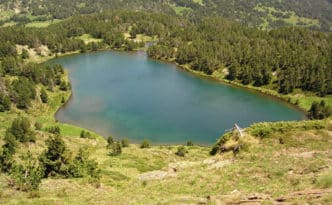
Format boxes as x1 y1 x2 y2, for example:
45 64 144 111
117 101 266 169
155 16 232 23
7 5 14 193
0 9 331 205
0 0 332 31
0 11 331 110
1 86 331 204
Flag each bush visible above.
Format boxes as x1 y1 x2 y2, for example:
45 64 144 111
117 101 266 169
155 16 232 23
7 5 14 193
0 143 15 172
46 126 61 135
40 88 48 103
39 135 71 177
308 100 332 119
35 122 42 130
0 94 11 112
21 48 29 59
59 81 69 91
175 146 187 157
10 151 44 191
186 140 194 146
210 144 220 155
121 138 129 147
8 117 35 143
140 140 150 149
70 148 100 179
109 142 122 156
2 132 17 155
80 130 92 139
107 136 114 148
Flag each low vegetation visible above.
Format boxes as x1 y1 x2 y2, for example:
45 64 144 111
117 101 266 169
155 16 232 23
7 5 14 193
1 96 331 204
0 8 331 205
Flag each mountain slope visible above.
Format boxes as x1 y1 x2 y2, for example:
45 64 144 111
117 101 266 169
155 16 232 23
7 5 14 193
0 0 332 31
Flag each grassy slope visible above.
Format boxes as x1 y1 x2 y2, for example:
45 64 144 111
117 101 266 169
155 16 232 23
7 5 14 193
1 101 331 204
0 61 330 204
254 5 319 30
0 31 331 204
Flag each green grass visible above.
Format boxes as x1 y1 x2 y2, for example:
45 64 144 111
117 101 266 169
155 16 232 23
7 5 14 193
0 96 331 204
1 22 16 27
25 19 63 28
316 172 332 188
192 0 203 6
0 10 14 21
76 34 103 44
254 5 319 30
171 5 193 15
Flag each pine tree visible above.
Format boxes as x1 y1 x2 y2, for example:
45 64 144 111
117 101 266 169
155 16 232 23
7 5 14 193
109 142 122 156
0 132 17 172
39 135 71 177
71 148 100 178
10 151 44 191
8 117 35 143
107 136 114 148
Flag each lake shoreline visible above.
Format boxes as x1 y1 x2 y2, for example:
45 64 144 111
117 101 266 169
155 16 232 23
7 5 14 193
49 49 307 145
47 48 309 116
151 57 309 117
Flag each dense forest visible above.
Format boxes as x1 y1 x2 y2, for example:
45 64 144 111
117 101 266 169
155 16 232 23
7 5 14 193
0 11 331 98
148 18 332 96
0 0 331 31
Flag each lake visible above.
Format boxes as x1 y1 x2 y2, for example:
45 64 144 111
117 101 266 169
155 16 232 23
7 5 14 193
52 51 305 145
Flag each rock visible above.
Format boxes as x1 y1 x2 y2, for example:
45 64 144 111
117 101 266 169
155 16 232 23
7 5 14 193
169 161 198 171
208 160 232 170
138 171 168 181
138 170 176 181
231 189 241 195
203 159 216 165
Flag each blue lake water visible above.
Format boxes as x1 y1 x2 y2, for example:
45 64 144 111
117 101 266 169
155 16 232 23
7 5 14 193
52 51 305 145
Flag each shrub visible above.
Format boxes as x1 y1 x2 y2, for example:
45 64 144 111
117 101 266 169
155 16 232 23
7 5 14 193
10 151 44 191
121 138 129 147
107 136 114 148
70 148 100 179
186 140 194 146
40 88 48 103
59 81 68 91
46 126 61 135
35 122 42 130
8 117 35 143
109 142 122 156
39 135 71 177
80 130 92 139
210 144 220 155
140 139 150 149
0 151 14 173
308 100 332 119
21 48 29 59
0 94 11 112
175 146 187 157
2 132 17 155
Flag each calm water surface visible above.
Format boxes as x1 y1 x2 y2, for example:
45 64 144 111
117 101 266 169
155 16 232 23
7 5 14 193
52 51 305 144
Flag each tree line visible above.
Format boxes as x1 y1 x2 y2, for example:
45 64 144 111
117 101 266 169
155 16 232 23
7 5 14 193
1 0 331 31
0 10 331 108
147 17 332 96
